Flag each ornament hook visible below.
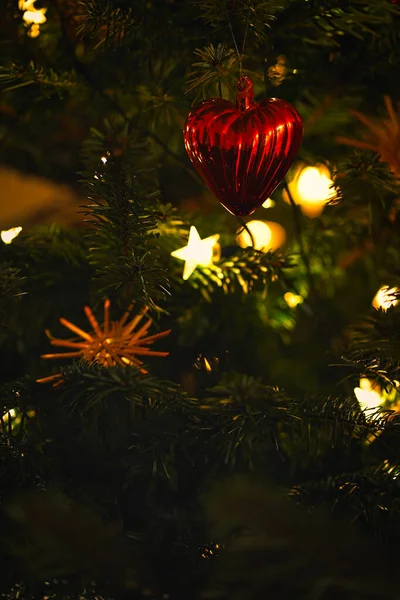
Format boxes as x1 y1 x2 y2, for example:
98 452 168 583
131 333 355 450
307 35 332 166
236 76 254 112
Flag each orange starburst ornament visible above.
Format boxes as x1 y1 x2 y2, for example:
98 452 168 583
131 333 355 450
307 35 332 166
37 299 171 386
337 96 400 177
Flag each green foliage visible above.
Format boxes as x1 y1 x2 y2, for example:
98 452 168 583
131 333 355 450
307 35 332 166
202 374 293 467
0 263 25 320
195 0 283 40
186 248 288 301
186 43 239 99
2 0 400 598
341 303 400 389
292 462 400 544
77 0 138 50
81 127 169 308
0 62 77 95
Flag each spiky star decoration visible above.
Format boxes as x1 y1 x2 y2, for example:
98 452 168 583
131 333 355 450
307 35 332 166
37 299 171 386
337 96 400 177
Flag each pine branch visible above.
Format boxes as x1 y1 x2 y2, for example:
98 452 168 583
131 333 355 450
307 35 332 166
80 127 170 308
340 304 400 388
0 63 77 95
291 0 400 44
1 225 90 289
291 462 400 544
202 374 293 467
56 361 190 416
291 393 394 449
331 151 399 223
77 0 138 50
194 0 282 41
183 248 288 301
0 262 26 319
185 43 239 98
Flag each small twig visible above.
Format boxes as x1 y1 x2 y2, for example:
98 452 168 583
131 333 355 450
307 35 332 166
218 79 223 99
284 181 315 298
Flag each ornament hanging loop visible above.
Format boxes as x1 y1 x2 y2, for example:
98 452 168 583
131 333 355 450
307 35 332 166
236 76 254 111
226 1 251 78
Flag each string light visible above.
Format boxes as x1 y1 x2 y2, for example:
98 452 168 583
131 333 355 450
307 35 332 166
284 164 336 218
236 220 286 252
372 286 399 311
262 198 275 209
284 292 303 308
171 226 220 280
19 1 47 38
1 226 22 244
354 378 383 411
0 408 35 431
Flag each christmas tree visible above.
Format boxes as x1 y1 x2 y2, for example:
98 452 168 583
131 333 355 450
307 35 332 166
2 1 400 598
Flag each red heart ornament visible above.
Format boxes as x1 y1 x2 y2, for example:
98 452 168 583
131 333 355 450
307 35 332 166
183 77 303 217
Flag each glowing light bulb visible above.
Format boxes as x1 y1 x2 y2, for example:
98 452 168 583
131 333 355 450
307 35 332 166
237 220 271 251
284 164 335 218
19 0 47 38
237 220 286 252
284 292 303 308
262 198 275 209
264 221 286 251
28 23 40 37
354 378 382 411
23 9 47 24
1 226 22 244
372 286 399 311
2 408 16 422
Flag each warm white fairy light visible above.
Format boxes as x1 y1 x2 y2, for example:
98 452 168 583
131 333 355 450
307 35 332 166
262 198 275 209
284 164 336 218
284 292 303 308
171 226 220 280
372 286 399 311
237 220 286 252
19 0 47 38
354 378 383 411
1 226 22 244
237 220 271 251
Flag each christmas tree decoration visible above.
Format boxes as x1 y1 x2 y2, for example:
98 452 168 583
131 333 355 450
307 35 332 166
1 226 22 244
372 286 399 311
184 76 303 217
19 0 47 38
283 163 336 218
284 292 303 308
336 96 400 177
354 378 383 411
4 0 400 596
37 300 171 386
171 226 220 280
262 199 275 209
236 220 286 252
